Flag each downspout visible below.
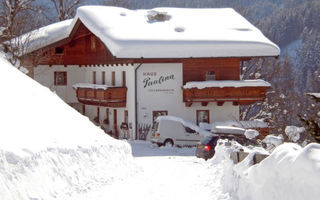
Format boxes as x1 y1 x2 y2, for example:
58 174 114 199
134 60 143 140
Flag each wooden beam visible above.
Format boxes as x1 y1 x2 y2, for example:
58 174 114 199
201 102 208 106
217 101 224 106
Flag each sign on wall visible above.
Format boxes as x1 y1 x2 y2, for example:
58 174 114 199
142 71 176 94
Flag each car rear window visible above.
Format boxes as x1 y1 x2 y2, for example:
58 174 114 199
202 136 218 145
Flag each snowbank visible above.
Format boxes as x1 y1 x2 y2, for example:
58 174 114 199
238 143 320 200
209 141 320 200
156 115 214 137
183 79 271 89
0 55 135 200
23 6 280 58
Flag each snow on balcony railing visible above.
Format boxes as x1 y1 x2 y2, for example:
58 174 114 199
72 83 111 90
183 79 271 89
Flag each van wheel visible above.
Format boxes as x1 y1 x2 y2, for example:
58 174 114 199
164 139 174 147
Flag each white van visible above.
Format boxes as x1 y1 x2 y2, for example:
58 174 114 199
150 119 203 147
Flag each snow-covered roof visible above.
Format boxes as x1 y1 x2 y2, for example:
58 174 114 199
21 19 72 55
200 120 269 130
183 79 271 89
211 126 245 135
307 93 320 99
25 6 280 58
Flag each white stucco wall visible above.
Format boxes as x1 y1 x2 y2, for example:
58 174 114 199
136 63 239 129
34 64 137 138
34 63 239 140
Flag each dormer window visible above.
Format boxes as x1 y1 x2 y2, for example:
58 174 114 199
206 71 216 81
55 47 64 55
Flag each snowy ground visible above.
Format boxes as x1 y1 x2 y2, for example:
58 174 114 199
71 141 231 200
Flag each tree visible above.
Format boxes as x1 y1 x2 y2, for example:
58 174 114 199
104 0 132 8
0 0 43 68
49 0 83 21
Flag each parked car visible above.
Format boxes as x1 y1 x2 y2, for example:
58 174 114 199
195 136 219 160
150 119 203 147
196 126 248 160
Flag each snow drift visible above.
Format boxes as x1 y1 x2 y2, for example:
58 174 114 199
210 141 320 200
0 56 135 200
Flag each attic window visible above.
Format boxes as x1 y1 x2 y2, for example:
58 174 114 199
206 71 216 81
55 47 64 55
147 10 171 23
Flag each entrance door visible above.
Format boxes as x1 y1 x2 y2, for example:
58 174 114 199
113 109 118 138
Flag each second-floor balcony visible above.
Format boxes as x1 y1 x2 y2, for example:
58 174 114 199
73 83 127 107
182 80 270 107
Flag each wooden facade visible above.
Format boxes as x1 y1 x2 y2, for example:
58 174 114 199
76 87 127 107
183 86 269 107
182 58 241 85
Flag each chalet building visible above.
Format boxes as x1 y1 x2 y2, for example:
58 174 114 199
22 6 280 140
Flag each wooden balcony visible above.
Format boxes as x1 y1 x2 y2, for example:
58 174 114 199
183 83 269 107
75 86 127 107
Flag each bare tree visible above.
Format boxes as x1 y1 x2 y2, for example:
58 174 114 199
49 0 83 21
0 0 43 69
104 0 132 9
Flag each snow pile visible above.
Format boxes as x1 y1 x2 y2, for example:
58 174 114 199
285 126 305 142
238 143 320 200
72 83 111 90
23 6 280 58
262 135 284 152
244 129 259 139
0 55 135 200
209 141 320 200
156 115 214 137
183 79 271 89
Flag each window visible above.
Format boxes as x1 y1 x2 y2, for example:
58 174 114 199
93 71 96 84
54 71 67 85
102 71 105 85
206 71 216 81
55 47 64 54
112 71 115 86
152 110 168 123
196 110 209 125
185 126 196 134
122 71 126 87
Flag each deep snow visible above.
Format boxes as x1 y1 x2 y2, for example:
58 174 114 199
0 55 135 200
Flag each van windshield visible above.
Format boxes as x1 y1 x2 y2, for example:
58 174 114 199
152 121 159 131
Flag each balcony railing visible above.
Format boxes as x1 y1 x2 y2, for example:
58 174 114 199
74 84 127 107
182 80 270 106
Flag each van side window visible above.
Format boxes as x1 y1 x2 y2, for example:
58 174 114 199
185 126 196 134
